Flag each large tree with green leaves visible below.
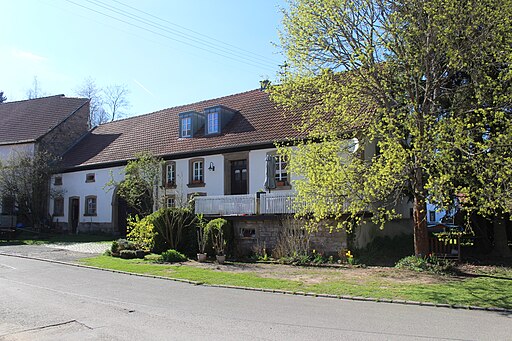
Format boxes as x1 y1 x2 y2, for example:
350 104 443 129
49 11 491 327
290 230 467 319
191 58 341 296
271 0 512 256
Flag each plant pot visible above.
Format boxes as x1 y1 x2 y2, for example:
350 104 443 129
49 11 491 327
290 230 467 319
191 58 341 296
276 181 285 187
216 255 226 264
197 253 207 262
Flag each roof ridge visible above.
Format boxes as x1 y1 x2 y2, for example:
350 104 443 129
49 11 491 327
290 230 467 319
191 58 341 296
0 94 88 104
96 88 262 127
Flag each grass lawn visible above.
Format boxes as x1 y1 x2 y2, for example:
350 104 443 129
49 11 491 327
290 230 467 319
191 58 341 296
81 255 512 309
0 231 115 245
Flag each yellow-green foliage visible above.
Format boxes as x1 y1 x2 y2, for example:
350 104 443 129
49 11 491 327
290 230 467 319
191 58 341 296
271 0 512 250
126 215 156 251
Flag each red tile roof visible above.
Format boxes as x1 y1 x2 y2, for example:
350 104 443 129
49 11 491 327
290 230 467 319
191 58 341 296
61 89 303 170
0 95 89 144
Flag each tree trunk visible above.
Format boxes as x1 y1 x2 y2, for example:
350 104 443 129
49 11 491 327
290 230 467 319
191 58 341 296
492 218 512 258
413 194 430 256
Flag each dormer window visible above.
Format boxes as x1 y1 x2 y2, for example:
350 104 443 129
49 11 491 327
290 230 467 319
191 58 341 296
178 111 204 138
207 111 219 134
181 116 192 137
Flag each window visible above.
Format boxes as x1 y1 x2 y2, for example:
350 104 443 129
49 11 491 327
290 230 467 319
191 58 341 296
54 176 63 186
164 162 176 187
53 197 64 216
207 111 219 134
85 196 97 216
86 173 95 183
274 155 288 186
429 211 436 222
188 158 205 187
193 161 203 182
239 227 256 239
181 116 192 137
166 195 176 208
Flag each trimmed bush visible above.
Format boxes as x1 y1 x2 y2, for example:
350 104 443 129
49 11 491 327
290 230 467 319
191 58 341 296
395 255 456 275
119 249 138 259
111 238 137 256
161 249 188 263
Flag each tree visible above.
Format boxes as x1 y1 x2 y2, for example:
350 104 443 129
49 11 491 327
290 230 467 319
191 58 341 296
25 76 47 99
271 0 512 256
103 84 130 122
75 79 131 127
0 91 6 103
0 151 59 229
74 77 109 128
107 152 163 216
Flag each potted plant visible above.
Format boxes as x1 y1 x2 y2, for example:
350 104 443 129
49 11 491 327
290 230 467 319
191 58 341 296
207 218 228 264
196 214 208 262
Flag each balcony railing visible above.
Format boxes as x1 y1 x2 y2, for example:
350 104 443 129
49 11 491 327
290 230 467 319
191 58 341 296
259 192 297 214
194 194 257 215
194 192 299 216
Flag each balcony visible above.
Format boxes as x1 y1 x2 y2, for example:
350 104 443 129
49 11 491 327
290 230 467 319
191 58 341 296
194 192 298 216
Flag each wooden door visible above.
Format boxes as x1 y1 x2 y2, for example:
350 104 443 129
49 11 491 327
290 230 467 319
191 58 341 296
230 159 248 195
69 198 79 233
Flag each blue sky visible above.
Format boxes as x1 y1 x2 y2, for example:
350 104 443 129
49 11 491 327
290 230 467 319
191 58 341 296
1 0 286 117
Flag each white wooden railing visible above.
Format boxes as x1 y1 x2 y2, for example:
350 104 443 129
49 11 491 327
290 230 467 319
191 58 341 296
259 192 298 214
194 194 256 215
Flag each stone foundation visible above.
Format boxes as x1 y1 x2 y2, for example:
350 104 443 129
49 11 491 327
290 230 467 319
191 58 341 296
52 221 114 234
232 217 413 258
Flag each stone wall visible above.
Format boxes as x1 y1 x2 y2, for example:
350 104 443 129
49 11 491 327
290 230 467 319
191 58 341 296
232 217 348 257
52 221 114 234
232 217 413 258
38 101 89 157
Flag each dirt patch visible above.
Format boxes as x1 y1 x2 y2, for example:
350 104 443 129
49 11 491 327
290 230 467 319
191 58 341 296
183 260 457 285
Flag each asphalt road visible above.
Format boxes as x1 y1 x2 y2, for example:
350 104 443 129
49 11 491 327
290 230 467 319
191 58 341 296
0 255 510 341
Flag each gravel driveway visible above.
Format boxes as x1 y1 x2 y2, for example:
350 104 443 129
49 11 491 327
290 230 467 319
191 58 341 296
0 242 109 262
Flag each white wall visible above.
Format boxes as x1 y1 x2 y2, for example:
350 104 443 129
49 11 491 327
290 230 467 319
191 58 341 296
50 166 125 228
249 147 296 195
0 143 35 163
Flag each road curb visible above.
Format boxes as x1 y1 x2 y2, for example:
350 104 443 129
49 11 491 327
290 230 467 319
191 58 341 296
1 252 510 314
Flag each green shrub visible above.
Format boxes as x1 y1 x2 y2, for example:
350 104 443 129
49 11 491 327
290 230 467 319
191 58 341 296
119 249 138 259
395 255 456 275
151 207 196 251
207 218 228 256
135 250 146 259
126 215 156 251
161 249 188 263
111 238 137 256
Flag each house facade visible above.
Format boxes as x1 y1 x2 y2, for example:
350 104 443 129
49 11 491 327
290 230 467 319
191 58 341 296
0 95 89 225
50 89 412 255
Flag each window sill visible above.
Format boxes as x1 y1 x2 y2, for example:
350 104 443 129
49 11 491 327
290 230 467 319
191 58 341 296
187 182 205 188
273 185 292 191
85 180 95 183
165 184 177 189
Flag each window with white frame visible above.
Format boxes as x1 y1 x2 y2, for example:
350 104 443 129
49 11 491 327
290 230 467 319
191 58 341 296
165 195 176 208
207 111 219 134
85 196 97 216
193 160 203 182
181 116 192 137
274 155 288 185
166 162 176 187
